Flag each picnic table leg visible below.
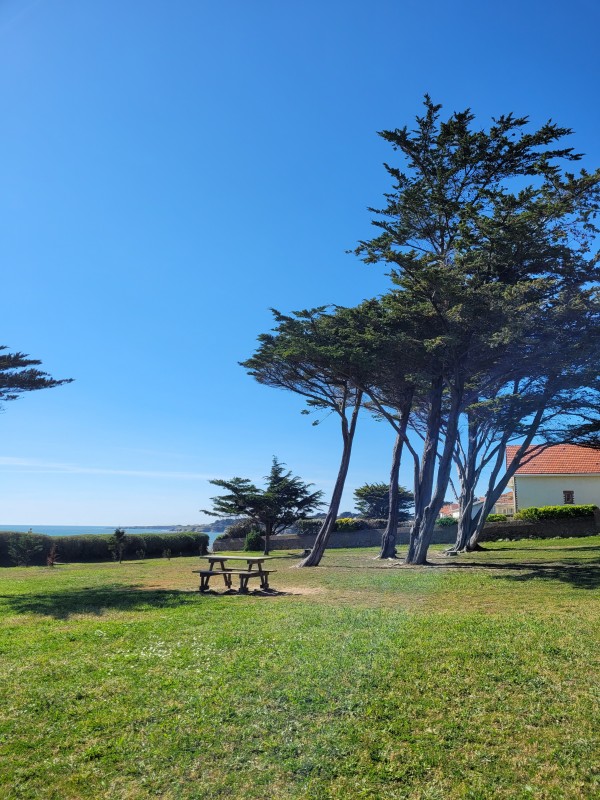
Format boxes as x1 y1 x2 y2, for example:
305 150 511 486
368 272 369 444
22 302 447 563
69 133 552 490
238 574 249 593
224 572 232 589
259 572 270 590
200 574 210 592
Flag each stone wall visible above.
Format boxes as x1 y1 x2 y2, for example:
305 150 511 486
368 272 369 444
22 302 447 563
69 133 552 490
211 511 600 552
479 512 600 541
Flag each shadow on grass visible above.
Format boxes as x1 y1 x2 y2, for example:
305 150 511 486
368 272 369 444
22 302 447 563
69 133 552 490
492 563 600 590
485 544 600 554
1 584 203 619
1 583 294 619
435 559 600 590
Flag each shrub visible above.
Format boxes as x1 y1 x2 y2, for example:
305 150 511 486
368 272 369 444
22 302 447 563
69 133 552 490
220 519 261 539
296 519 324 536
486 514 508 522
334 518 364 532
296 517 388 535
7 533 44 566
0 530 209 567
46 542 59 567
514 504 596 521
436 517 458 526
243 529 264 552
358 518 388 530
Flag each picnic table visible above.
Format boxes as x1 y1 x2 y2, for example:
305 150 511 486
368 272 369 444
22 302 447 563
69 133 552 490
192 555 275 593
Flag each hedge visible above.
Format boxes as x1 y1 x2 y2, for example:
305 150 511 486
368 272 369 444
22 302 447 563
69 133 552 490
215 519 261 541
436 517 458 526
514 504 597 521
0 530 209 567
296 518 389 535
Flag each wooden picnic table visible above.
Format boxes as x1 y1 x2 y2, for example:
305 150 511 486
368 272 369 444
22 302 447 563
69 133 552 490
193 555 275 593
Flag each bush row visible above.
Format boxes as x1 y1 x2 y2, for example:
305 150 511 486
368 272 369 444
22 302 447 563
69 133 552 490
295 518 389 535
0 530 209 567
215 519 258 540
514 504 597 521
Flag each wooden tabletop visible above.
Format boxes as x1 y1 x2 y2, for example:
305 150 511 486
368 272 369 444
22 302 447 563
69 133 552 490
203 555 273 562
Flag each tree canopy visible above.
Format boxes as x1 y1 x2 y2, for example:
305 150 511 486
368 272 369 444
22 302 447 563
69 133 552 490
239 97 600 566
354 482 413 520
203 457 324 555
0 347 73 408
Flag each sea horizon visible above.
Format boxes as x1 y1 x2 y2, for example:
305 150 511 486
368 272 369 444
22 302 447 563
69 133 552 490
0 524 212 538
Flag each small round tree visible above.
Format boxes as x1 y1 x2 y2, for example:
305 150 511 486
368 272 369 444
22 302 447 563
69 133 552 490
203 457 324 555
354 482 414 521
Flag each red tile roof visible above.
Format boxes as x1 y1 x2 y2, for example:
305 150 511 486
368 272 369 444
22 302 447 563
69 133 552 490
507 444 600 475
439 503 459 517
494 492 514 504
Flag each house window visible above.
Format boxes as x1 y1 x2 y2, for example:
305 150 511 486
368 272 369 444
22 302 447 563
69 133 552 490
563 490 574 505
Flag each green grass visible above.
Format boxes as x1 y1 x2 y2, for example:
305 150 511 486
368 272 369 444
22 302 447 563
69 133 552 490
1 539 599 799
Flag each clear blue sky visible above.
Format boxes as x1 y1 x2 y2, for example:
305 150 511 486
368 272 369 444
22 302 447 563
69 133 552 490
2 0 599 525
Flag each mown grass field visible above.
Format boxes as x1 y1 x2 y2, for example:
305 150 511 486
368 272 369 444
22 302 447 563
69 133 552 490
1 538 599 799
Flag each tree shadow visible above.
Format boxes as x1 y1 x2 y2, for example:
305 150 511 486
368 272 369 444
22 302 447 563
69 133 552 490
1 582 295 619
485 544 600 554
0 584 200 620
436 559 600 590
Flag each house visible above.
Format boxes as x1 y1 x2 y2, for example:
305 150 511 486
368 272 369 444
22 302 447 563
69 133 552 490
439 498 484 519
490 491 515 516
507 444 600 512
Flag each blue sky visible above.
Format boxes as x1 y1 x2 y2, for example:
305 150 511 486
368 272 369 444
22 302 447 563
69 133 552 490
1 0 599 525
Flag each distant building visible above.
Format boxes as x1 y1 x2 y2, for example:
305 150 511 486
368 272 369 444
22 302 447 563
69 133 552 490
507 444 600 512
490 491 515 516
439 499 484 519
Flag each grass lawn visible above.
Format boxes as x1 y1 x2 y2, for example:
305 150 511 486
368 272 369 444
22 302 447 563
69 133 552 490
1 539 599 799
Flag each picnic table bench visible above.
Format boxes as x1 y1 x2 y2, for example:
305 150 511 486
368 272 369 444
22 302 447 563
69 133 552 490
193 555 275 593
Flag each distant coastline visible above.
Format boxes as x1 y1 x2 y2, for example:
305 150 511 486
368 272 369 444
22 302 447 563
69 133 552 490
0 524 212 537
0 520 241 544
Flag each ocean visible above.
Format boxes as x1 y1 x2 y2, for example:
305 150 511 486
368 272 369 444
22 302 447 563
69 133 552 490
0 524 215 544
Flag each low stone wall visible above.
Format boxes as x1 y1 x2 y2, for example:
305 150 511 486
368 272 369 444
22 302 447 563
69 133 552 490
211 511 600 552
480 513 600 541
212 525 457 552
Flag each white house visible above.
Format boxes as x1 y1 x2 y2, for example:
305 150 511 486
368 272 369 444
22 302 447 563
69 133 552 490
507 444 600 512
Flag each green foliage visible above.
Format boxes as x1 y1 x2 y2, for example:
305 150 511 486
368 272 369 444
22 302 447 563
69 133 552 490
109 528 127 563
296 517 388 535
0 530 209 567
486 514 508 522
295 518 324 536
436 517 458 526
220 519 261 539
334 518 364 532
243 529 264 552
0 346 73 410
204 457 324 536
46 541 59 567
7 533 44 566
514 504 596 521
354 482 414 520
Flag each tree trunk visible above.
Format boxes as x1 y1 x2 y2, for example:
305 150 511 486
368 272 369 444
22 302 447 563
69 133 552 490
378 433 404 558
407 380 463 565
407 377 444 563
298 393 362 567
263 522 273 556
378 396 412 558
448 411 479 553
467 406 547 550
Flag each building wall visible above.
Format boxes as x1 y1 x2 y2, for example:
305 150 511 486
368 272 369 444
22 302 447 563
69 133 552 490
514 475 600 511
